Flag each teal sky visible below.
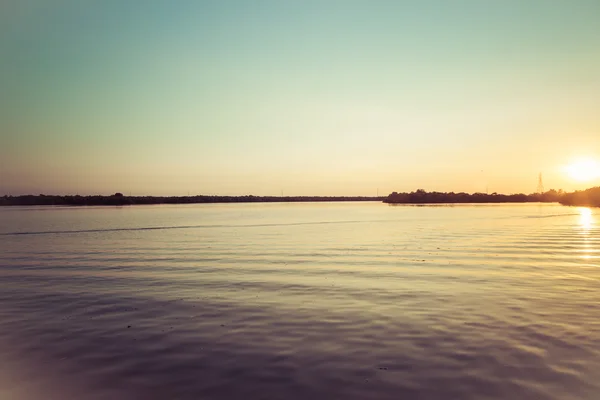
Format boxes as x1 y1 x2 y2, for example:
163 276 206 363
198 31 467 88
1 0 599 196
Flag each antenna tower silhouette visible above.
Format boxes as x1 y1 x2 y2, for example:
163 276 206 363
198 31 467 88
537 173 544 194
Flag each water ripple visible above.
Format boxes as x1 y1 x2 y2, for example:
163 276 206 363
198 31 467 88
0 203 599 400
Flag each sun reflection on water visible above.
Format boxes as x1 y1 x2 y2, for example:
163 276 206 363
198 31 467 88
579 207 593 231
578 207 595 260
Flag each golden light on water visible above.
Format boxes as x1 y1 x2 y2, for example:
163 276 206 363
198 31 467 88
565 158 600 182
578 208 595 260
579 207 593 230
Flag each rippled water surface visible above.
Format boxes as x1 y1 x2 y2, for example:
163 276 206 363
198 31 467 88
1 202 599 400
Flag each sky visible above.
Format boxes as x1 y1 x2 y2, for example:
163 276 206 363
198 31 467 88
1 0 599 196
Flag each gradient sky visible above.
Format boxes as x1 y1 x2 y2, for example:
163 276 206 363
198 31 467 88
1 0 599 196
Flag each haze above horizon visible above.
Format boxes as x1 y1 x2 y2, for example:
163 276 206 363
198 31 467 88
1 0 599 196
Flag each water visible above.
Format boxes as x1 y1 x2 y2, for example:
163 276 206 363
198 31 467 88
0 202 598 400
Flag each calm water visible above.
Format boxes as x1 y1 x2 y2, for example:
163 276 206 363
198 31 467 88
1 202 599 400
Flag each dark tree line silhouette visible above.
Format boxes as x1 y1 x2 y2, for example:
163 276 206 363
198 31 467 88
0 194 384 206
1 187 598 207
384 189 565 204
558 187 600 207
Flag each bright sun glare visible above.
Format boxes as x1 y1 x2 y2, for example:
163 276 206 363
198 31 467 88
565 158 600 182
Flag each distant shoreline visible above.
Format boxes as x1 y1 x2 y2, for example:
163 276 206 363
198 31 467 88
558 186 600 207
384 188 600 207
2 187 598 207
0 194 386 207
383 190 560 205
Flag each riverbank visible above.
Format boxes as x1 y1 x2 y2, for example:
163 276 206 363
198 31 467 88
0 194 385 206
558 187 600 207
3 187 599 207
383 189 561 204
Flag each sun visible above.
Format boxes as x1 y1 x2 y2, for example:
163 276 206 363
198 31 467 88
565 158 600 182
